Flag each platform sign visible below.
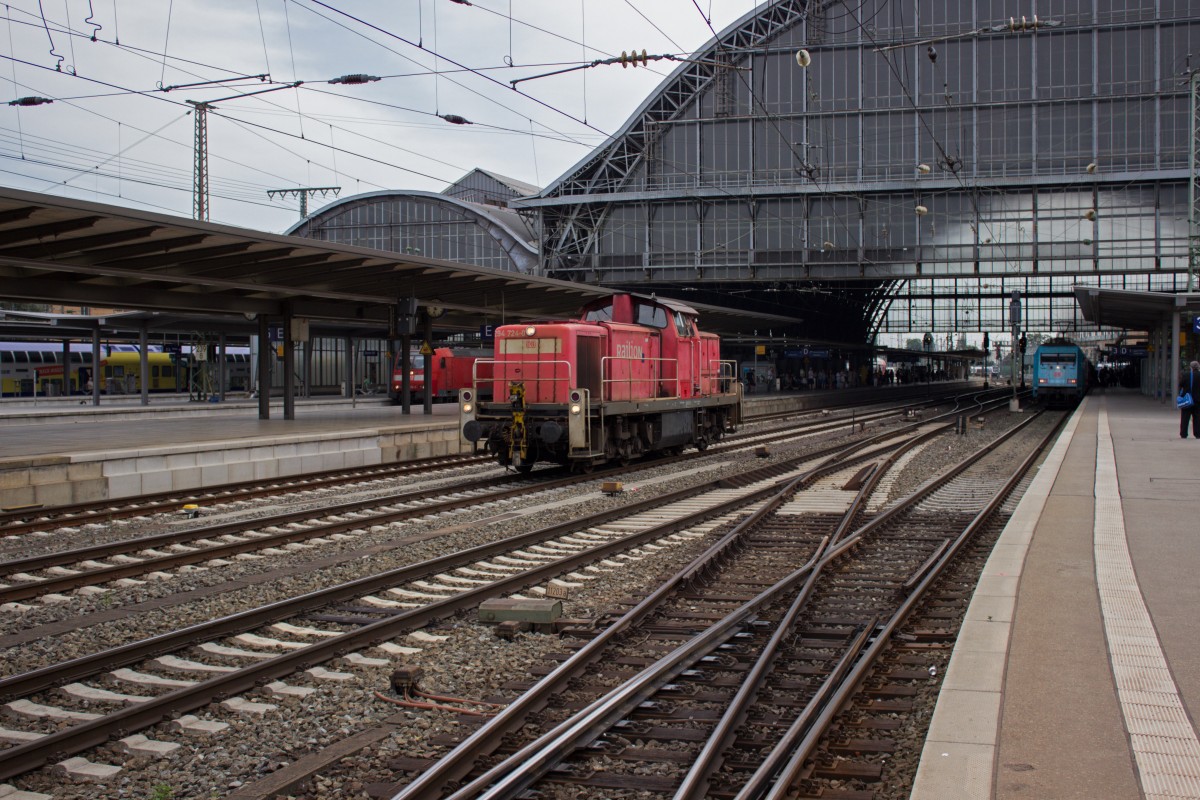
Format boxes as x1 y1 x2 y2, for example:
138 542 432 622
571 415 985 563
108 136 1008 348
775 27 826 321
480 324 495 341
267 325 283 343
1193 316 1200 334
785 347 830 359
363 349 379 357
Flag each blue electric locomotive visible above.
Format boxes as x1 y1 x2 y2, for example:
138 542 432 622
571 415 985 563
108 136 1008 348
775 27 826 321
1032 341 1089 404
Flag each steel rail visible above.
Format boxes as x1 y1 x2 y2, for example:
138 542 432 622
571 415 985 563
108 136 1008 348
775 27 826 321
413 405 1040 800
393 420 946 800
0 385 991 534
0 422 909 781
0 471 561 602
0 401 960 602
442 554 828 800
669 412 1029 799
0 452 490 532
742 411 1066 800
0 392 1009 780
668 417 957 799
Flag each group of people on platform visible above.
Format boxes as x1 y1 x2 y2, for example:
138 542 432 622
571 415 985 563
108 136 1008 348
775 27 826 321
745 364 955 394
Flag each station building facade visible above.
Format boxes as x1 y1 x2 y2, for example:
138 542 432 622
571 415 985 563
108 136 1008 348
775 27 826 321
293 1 1195 354
518 0 1196 342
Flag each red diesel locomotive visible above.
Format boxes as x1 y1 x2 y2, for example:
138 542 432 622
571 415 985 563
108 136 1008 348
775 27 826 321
460 293 742 471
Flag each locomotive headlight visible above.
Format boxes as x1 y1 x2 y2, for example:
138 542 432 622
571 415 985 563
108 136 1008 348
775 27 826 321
525 326 536 337
462 402 473 414
570 403 581 414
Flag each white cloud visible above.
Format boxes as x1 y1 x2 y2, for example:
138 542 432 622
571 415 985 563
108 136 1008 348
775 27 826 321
0 0 763 232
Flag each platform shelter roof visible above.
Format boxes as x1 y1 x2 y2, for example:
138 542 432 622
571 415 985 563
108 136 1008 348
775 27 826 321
1073 286 1200 332
0 187 797 338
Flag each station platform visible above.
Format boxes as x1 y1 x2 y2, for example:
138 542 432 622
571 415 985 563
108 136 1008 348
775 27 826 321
0 396 467 509
911 391 1200 800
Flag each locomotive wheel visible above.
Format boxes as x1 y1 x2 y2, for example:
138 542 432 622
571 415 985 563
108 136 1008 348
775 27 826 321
516 463 534 475
571 462 594 474
696 437 709 452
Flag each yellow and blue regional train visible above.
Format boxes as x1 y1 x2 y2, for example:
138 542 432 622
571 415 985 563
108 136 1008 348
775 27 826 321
0 342 250 397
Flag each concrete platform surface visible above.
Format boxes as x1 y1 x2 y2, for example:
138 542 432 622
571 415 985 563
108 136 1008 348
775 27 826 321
912 391 1200 800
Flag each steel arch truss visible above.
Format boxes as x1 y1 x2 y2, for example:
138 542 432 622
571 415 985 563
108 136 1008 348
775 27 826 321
541 0 810 270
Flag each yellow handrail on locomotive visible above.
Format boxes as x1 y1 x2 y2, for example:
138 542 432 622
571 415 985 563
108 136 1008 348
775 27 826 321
508 382 528 467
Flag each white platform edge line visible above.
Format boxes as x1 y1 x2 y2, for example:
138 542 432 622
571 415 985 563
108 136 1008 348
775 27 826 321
908 398 1090 800
1094 401 1200 797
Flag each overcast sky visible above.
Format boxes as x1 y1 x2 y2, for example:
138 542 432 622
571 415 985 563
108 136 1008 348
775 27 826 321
0 0 764 233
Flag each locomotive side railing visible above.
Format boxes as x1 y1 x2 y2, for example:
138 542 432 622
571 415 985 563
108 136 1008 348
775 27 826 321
600 355 678 401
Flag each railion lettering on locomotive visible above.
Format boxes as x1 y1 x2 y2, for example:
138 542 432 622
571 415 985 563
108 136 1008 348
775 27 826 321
614 343 644 360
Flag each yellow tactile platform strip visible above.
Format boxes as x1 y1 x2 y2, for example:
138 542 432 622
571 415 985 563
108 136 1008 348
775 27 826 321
1094 405 1200 799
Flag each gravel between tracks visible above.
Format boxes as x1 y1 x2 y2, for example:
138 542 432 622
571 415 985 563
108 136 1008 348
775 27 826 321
3 406 1020 800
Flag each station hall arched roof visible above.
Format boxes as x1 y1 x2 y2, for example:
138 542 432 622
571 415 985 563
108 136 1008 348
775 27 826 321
0 186 798 337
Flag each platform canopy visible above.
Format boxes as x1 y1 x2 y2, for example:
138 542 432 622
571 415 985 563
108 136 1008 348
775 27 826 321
0 187 797 337
1073 286 1200 331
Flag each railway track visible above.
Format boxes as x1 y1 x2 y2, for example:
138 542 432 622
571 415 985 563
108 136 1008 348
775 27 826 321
379 408 1064 800
0 389 997 538
0 395 993 607
0 407 958 782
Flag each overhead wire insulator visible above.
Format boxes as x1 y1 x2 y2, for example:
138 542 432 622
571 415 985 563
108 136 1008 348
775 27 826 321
329 74 381 85
8 96 53 106
441 114 472 125
448 0 472 4
620 50 649 68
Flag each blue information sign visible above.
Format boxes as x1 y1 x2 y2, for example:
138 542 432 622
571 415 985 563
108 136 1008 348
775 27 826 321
267 325 283 343
1193 316 1200 334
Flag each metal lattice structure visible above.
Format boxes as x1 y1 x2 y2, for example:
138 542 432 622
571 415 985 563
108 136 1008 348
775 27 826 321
188 101 210 223
521 0 1197 339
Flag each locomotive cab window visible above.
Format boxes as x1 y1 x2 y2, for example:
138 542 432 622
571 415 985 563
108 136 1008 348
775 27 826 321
673 312 695 337
635 302 668 329
583 302 613 322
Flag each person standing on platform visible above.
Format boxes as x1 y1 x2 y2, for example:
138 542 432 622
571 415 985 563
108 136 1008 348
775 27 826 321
1180 360 1200 439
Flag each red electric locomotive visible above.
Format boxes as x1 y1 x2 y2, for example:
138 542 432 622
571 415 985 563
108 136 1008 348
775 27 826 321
460 294 742 471
390 346 492 404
